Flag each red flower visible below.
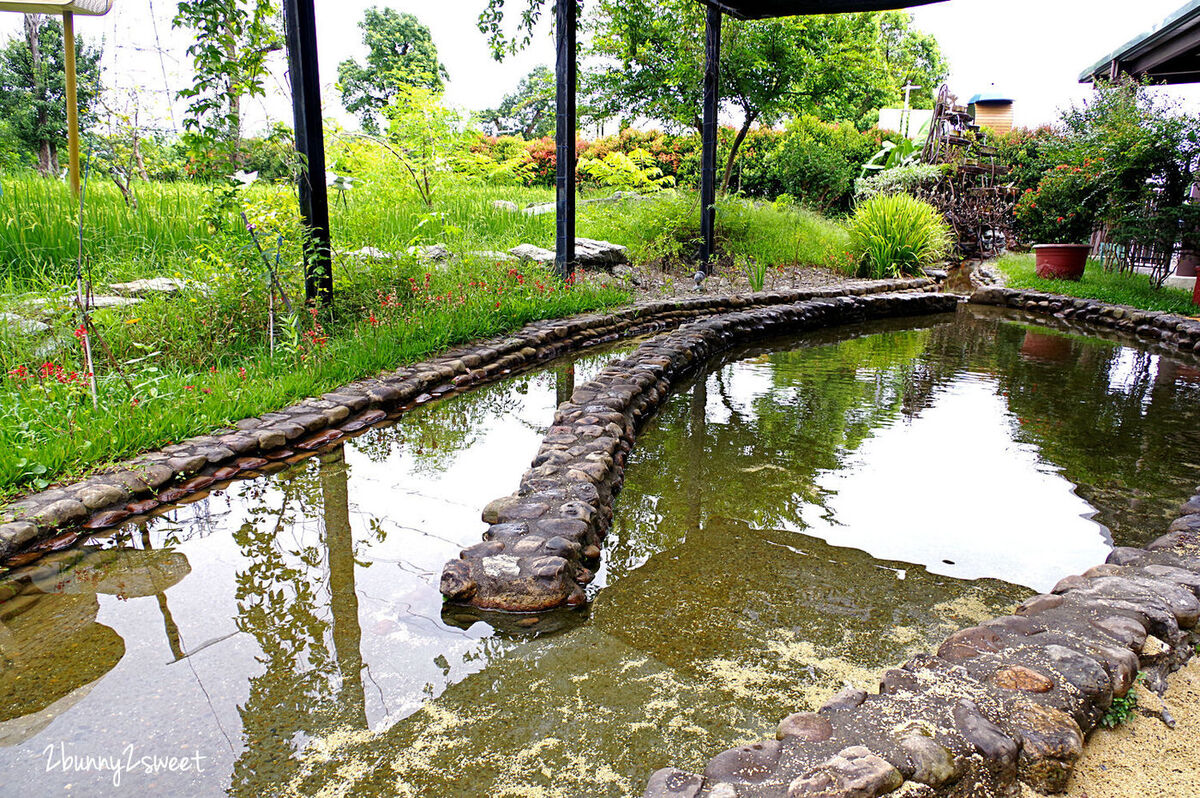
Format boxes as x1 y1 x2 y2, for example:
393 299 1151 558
73 324 87 341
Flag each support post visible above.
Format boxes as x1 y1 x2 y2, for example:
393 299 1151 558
555 0 577 281
283 0 333 307
63 11 80 199
700 6 721 272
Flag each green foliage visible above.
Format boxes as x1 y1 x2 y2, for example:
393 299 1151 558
996 254 1198 314
578 148 675 194
382 86 470 206
587 0 945 189
337 8 448 134
995 126 1069 195
752 116 886 212
1100 673 1144 729
847 193 950 278
854 163 945 202
481 66 555 139
0 15 103 175
1013 162 1102 244
173 0 280 171
580 190 849 270
1064 78 1200 259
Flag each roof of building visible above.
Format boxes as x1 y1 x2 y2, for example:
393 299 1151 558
0 0 113 14
697 0 943 20
968 90 1013 105
1080 0 1200 84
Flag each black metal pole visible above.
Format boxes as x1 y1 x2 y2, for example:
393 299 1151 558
555 0 577 280
700 6 721 272
283 0 333 307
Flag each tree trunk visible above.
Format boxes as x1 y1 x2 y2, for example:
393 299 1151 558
223 26 242 166
721 113 756 193
132 109 150 181
24 15 53 177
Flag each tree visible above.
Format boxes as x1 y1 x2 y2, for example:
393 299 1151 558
173 0 281 169
0 14 102 176
878 11 947 110
337 8 448 134
481 66 555 138
589 1 938 189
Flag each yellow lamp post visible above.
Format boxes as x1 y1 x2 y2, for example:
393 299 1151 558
0 1 114 197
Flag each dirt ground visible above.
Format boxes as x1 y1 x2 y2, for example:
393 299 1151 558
1021 657 1200 797
580 262 855 303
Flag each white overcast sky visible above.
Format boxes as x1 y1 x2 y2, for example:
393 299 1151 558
3 0 1200 135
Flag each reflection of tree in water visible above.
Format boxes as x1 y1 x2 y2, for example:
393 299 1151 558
608 322 954 580
349 348 628 476
229 446 368 796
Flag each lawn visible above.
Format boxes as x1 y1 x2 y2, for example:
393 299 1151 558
995 253 1199 316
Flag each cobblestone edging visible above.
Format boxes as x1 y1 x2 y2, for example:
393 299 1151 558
642 505 1200 798
438 291 960 612
0 278 934 565
968 286 1200 356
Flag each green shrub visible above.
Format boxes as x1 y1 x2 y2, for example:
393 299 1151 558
994 126 1069 195
755 116 888 213
1013 161 1102 244
847 193 950 278
854 163 945 201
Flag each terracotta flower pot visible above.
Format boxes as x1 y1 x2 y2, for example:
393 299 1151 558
1033 244 1090 280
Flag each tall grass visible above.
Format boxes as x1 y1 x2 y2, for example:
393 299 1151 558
0 174 210 285
579 191 850 269
847 194 950 279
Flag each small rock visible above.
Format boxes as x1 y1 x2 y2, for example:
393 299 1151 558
575 237 629 268
74 483 128 510
469 250 518 263
406 243 452 261
348 246 397 260
510 243 556 264
992 665 1055 693
521 202 555 216
777 712 833 742
0 312 49 335
492 200 519 212
108 277 189 296
643 767 703 798
787 746 902 798
900 736 958 788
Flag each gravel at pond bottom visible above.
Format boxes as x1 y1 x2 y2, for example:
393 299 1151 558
1023 658 1200 797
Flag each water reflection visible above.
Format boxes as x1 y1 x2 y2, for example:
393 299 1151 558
0 311 1198 797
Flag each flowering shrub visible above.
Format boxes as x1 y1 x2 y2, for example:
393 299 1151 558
1013 162 1102 244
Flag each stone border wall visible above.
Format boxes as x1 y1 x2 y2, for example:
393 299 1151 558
640 288 1200 798
643 505 1200 798
969 286 1200 357
0 278 933 564
438 291 960 612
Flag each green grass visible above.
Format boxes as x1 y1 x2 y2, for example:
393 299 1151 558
0 256 627 501
579 191 850 270
996 253 1198 315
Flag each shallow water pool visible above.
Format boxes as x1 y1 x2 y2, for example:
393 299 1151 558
2 305 1199 797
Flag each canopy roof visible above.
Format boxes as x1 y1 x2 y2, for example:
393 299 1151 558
0 0 112 13
1081 0 1200 84
698 0 943 19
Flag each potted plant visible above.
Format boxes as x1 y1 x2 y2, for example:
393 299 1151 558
1013 162 1101 280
